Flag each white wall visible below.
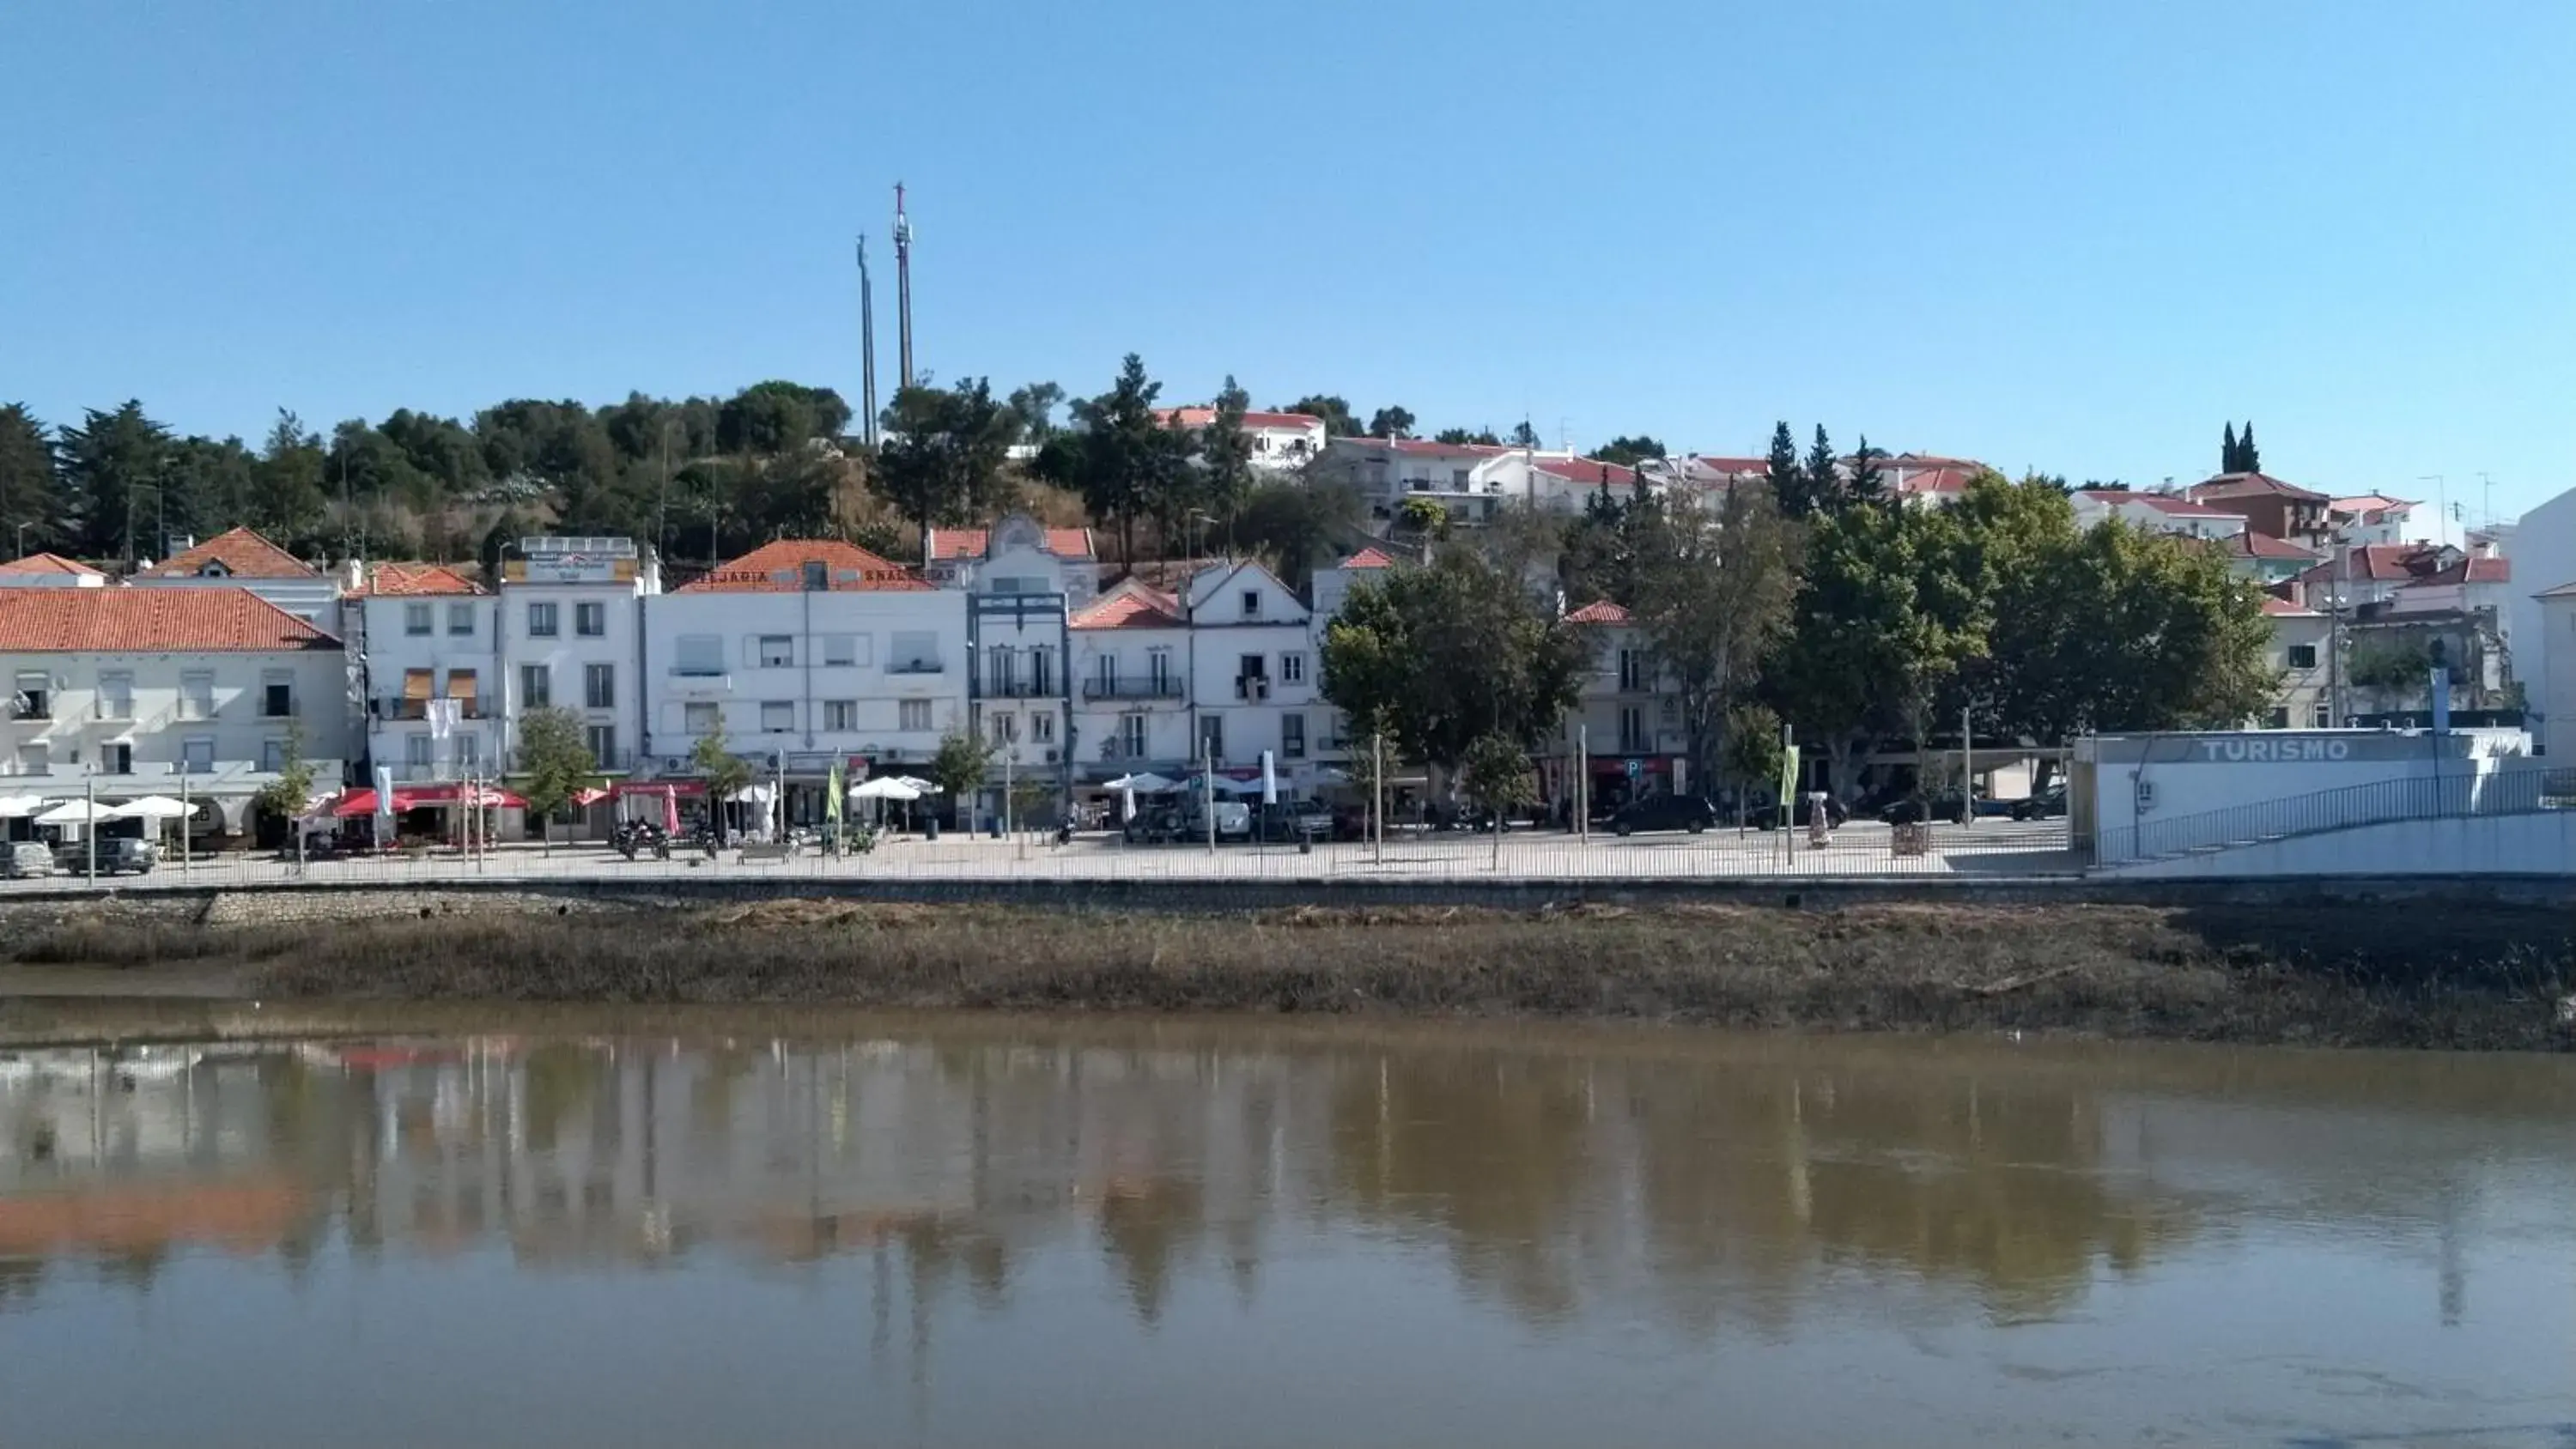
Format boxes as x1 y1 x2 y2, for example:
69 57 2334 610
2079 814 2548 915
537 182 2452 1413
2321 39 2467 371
645 589 969 776
1069 624 1193 776
1182 564 1321 772
355 594 503 781
2543 595 2576 759
501 581 645 771
0 646 352 794
2505 486 2575 747
2107 811 2576 878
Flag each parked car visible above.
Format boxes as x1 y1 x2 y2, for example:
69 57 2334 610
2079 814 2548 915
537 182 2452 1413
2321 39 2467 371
1608 793 1719 836
1122 804 1184 844
1746 795 1850 831
100 838 159 875
1185 801 1254 842
1879 791 1971 826
1 841 53 878
1253 801 1333 841
2011 783 2068 821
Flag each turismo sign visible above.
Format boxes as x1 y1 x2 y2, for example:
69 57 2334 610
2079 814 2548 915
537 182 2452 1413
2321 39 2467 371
2194 737 2352 762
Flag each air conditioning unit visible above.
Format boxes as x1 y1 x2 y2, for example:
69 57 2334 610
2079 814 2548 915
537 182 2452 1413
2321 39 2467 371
1043 749 1059 764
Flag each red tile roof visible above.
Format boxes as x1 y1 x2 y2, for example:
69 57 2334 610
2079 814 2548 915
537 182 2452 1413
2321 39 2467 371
0 552 104 578
2259 596 2321 617
924 527 1095 561
350 563 484 597
2081 490 2243 518
1337 437 1516 458
0 587 339 651
2327 494 2415 520
1564 600 1632 625
1534 458 1639 488
1070 579 1188 631
1891 465 1978 496
2189 472 2330 504
1337 547 1396 569
2409 557 2511 586
2227 531 2320 561
137 527 319 580
1151 407 1325 432
677 540 930 592
2290 544 2451 590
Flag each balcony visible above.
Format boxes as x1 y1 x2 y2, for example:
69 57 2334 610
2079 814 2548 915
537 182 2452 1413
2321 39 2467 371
1081 677 1185 701
974 679 1056 700
506 746 637 773
1232 676 1273 701
886 659 945 676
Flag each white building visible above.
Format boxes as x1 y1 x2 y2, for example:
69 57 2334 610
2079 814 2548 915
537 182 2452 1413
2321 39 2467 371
0 587 353 840
343 564 499 783
648 539 968 826
500 537 655 780
1321 436 1519 524
0 553 106 588
131 527 339 625
1309 545 1396 622
1069 579 1194 783
2071 490 2249 540
1151 406 1327 473
2261 597 2332 731
1182 560 1321 780
1554 600 1686 809
922 518 1097 607
2503 486 2574 749
2537 579 2576 758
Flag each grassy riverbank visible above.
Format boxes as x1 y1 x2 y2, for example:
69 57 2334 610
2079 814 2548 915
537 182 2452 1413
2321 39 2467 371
3 897 2570 1051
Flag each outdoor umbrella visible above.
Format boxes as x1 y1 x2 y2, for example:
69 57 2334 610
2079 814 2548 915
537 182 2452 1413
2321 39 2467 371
1104 772 1178 794
1261 751 1278 805
105 796 190 820
0 795 55 819
33 800 111 826
849 777 921 801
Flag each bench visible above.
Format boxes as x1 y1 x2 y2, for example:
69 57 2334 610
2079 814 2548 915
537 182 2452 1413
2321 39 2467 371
736 840 798 864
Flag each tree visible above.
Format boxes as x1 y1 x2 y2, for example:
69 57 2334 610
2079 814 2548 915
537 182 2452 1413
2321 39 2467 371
0 404 63 554
1434 427 1501 446
1459 731 1537 861
1280 395 1359 437
1396 495 1449 543
1005 381 1066 443
516 706 599 853
690 732 754 846
1721 703 1786 804
718 381 851 453
1197 376 1258 536
1364 405 1416 440
1065 355 1176 567
928 727 993 829
252 718 318 824
2239 420 2260 473
874 378 1023 538
1234 477 1362 585
1801 424 1841 518
1587 434 1666 469
56 402 172 563
251 410 329 545
1846 435 1886 507
1321 548 1590 795
1628 478 1803 795
2221 421 2241 473
1510 421 1541 449
1765 421 1815 518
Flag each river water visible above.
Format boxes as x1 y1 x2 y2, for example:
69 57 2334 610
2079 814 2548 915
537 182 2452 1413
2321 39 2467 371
2 1012 2571 1447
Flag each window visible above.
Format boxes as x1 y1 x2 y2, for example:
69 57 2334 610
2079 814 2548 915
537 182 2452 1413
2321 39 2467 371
2312 701 2333 729
584 663 615 710
684 701 720 735
988 575 1045 596
1030 646 1055 696
179 671 214 721
13 670 48 720
822 634 858 666
761 700 794 732
263 670 295 718
1619 706 1649 754
890 632 940 673
1282 713 1306 759
95 671 132 720
1030 710 1055 744
1618 649 1648 692
898 700 933 732
447 602 475 636
673 634 724 676
1198 713 1224 762
100 743 131 775
1237 654 1267 699
519 664 551 709
404 603 433 636
756 634 793 668
802 561 829 591
399 668 433 718
1093 655 1118 695
181 737 214 773
2267 707 2290 729
989 712 1018 744
454 733 481 769
822 700 858 731
15 743 46 773
445 668 477 718
2287 644 2318 670
1147 649 1173 693
526 602 558 637
575 601 606 637
584 724 616 767
1119 714 1148 760
1240 590 1261 619
1452 468 1470 488
1279 652 1306 685
405 735 433 768
987 646 1017 697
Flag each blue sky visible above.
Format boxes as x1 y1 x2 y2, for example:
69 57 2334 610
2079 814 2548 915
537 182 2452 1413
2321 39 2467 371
4 0 2570 521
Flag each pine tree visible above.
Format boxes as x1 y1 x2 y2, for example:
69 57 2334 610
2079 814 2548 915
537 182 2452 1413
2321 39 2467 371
2221 422 2239 473
1847 435 1886 506
1765 421 1812 518
1803 425 1840 516
56 402 173 564
0 404 64 555
2238 421 2259 474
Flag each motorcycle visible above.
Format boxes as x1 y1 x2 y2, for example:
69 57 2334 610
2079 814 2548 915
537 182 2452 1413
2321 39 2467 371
685 823 722 858
611 820 671 861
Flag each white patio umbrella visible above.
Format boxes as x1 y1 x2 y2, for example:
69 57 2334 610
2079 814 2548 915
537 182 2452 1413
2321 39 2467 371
892 775 937 794
1261 750 1278 805
1202 774 1266 797
1105 772 1178 793
0 794 55 819
849 777 921 801
105 796 191 821
34 800 112 826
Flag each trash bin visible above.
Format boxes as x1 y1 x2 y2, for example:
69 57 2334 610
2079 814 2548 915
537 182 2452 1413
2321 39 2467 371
924 816 939 842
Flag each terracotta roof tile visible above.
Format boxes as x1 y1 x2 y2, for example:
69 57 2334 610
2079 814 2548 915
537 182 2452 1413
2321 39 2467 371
0 587 339 651
2189 471 2330 504
2259 596 2320 617
2227 531 2320 561
925 527 1096 561
1564 600 1632 624
677 539 930 592
2081 490 2243 518
351 563 485 597
1534 458 1638 487
136 527 319 580
0 552 104 578
1070 579 1188 631
2409 557 2511 586
1338 547 1396 569
1152 407 1325 432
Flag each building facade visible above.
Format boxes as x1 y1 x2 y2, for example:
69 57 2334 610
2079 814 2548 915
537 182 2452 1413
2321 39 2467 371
132 527 340 625
1068 579 1194 782
499 537 655 779
344 564 500 783
1182 561 1321 779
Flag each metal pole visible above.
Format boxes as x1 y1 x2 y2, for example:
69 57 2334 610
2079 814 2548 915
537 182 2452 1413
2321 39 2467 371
2329 530 2347 726
1577 723 1589 841
1371 733 1385 866
1204 738 1216 856
1961 700 1973 828
84 770 95 886
1782 723 1795 868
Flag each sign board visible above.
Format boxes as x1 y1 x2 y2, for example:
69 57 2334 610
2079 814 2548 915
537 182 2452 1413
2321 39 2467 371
1625 757 1643 779
1777 744 1801 809
505 554 635 585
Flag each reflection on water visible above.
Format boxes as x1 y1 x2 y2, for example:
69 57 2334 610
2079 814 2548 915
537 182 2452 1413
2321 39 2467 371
3 1018 2573 1449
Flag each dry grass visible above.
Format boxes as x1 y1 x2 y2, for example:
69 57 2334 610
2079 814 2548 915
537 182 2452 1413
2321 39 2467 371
6 898 2568 1051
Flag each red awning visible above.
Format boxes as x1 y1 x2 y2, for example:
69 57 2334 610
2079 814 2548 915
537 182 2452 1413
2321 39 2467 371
611 779 706 798
568 787 612 807
331 788 415 817
337 784 526 813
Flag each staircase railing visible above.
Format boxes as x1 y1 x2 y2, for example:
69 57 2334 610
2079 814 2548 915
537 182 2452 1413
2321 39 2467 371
2095 765 2573 864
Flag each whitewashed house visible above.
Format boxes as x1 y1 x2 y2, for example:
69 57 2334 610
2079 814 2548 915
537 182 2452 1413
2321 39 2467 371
1552 600 1686 809
922 517 1097 607
1309 545 1397 622
2262 597 2333 731
1069 579 1194 784
2505 484 2575 748
0 588 353 840
1151 406 1327 474
344 563 500 783
2537 579 2576 758
648 539 969 826
132 527 340 625
500 537 655 779
0 553 106 588
2071 490 2250 540
1182 560 1321 781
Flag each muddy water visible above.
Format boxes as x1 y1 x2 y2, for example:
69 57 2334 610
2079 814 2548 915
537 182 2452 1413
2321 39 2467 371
2 1012 2572 1448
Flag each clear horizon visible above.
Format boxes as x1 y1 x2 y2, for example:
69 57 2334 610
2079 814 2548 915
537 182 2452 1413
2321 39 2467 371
3 0 2569 524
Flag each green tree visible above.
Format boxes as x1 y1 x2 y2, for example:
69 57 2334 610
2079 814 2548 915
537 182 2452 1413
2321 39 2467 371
0 404 64 554
1067 355 1174 567
1801 424 1841 518
1764 421 1814 518
718 381 850 453
1510 421 1541 449
1364 405 1417 440
1628 478 1803 794
1006 381 1066 442
1234 477 1362 586
874 379 1023 539
57 402 172 563
1396 495 1450 542
1280 394 1359 437
1847 436 1887 507
690 731 754 846
1433 427 1502 446
2238 421 2259 473
516 706 599 852
1459 731 1538 860
252 718 318 822
1722 702 1786 803
2221 421 2241 473
928 727 993 829
251 410 329 546
1321 548 1590 793
1586 434 1666 468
